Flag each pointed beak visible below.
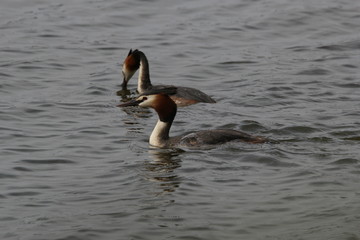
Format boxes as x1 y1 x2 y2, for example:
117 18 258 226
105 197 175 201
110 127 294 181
121 76 128 89
121 69 129 89
117 98 142 107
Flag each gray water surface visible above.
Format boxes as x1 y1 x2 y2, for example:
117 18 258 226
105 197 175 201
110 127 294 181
1 0 360 239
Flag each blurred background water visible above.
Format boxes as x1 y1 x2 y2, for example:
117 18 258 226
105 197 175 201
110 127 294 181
1 0 360 239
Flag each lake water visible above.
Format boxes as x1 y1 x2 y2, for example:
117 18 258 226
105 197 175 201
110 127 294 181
1 0 360 239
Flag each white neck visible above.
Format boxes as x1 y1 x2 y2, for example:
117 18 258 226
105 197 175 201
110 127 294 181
137 54 152 93
149 120 171 148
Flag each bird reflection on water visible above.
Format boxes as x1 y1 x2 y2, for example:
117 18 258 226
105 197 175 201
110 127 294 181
116 88 132 98
143 149 184 195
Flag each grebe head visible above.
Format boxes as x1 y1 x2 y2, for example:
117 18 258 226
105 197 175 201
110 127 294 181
121 49 140 88
119 88 178 123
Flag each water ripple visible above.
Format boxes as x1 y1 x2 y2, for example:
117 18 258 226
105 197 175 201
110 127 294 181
21 159 75 164
296 68 332 76
330 158 359 165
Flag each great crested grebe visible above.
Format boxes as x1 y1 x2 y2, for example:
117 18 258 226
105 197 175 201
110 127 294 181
121 49 216 107
118 89 269 148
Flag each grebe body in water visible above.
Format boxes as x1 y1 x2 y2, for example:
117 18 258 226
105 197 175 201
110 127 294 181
121 49 216 107
119 90 269 148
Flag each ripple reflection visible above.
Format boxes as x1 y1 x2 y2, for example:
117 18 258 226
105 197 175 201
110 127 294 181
143 149 184 195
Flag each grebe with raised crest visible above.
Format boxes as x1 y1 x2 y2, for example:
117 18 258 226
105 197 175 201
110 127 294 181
118 89 270 149
121 49 216 107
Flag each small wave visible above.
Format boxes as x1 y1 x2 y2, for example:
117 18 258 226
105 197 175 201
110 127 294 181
21 159 75 164
279 126 318 134
13 167 33 172
343 136 360 141
8 191 40 196
219 60 258 65
309 181 344 187
295 68 331 76
286 45 311 52
330 158 359 165
0 72 14 77
37 34 64 38
0 173 17 179
84 85 109 96
241 154 299 167
317 40 360 51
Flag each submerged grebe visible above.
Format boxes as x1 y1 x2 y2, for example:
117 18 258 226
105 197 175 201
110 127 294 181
118 90 268 148
121 49 216 107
